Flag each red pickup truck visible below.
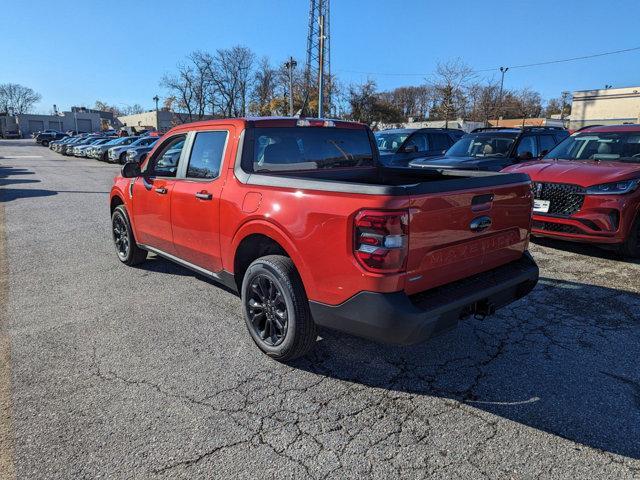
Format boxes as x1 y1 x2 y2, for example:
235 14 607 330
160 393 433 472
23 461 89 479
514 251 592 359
110 117 538 361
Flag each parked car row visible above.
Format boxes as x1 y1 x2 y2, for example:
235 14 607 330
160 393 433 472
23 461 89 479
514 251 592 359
374 124 639 257
42 131 160 164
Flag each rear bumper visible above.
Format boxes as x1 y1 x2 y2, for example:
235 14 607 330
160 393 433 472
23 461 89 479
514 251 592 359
309 252 539 345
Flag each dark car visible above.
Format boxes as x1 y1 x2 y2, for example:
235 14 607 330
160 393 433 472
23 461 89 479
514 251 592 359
409 126 569 172
124 137 160 163
35 131 67 147
61 135 102 156
108 136 157 164
374 128 464 166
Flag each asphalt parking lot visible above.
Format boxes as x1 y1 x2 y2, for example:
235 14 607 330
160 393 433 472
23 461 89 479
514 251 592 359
1 138 639 479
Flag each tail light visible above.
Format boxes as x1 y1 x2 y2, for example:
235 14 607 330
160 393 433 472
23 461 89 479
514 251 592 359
354 209 409 273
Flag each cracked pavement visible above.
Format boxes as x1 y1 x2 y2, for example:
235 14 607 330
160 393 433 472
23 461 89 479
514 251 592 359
1 139 639 479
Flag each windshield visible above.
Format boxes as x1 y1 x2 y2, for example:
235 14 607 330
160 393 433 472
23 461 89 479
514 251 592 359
447 133 516 158
131 136 157 147
545 132 640 163
250 127 374 173
104 137 133 146
374 131 410 153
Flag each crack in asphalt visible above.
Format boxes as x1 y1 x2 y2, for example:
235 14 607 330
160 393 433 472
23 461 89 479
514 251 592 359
4 144 640 479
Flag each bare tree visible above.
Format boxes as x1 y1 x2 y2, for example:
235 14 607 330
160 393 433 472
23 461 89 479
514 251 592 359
121 104 145 115
94 100 123 117
250 57 278 116
347 80 403 125
160 50 215 123
0 83 42 114
466 81 500 123
210 46 255 117
503 88 543 123
428 59 475 127
543 92 572 119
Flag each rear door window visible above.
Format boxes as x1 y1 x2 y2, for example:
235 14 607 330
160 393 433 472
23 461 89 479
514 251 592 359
429 133 452 151
538 135 557 156
251 127 374 172
186 131 228 179
404 132 430 152
516 136 538 159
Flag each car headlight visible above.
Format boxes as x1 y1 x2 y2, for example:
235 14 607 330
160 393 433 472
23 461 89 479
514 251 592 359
585 179 640 195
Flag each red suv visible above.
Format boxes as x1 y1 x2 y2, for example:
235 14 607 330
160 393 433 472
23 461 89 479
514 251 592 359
503 124 640 257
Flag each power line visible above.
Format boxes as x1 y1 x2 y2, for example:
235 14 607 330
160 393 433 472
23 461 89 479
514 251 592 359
337 45 640 78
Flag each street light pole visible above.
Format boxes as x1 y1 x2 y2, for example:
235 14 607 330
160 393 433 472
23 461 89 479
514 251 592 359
284 57 297 117
497 66 509 126
153 95 159 111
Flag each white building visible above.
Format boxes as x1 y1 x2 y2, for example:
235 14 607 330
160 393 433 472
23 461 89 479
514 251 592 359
570 86 640 129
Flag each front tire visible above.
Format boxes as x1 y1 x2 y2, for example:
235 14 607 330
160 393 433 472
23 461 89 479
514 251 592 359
619 215 640 258
111 205 147 266
119 152 127 165
241 255 317 361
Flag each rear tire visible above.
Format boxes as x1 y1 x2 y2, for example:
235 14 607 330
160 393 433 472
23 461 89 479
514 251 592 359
619 215 640 258
42 140 49 147
111 205 147 266
241 255 317 362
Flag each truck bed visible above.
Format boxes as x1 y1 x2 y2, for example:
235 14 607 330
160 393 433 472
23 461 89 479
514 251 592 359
236 164 531 195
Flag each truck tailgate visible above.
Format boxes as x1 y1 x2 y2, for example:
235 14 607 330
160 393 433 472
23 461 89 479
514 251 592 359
404 180 532 295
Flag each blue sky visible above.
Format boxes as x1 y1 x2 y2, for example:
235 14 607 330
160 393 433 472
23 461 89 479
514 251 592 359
2 0 640 113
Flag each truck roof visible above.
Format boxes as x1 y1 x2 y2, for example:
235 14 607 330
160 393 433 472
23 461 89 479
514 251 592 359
166 117 367 134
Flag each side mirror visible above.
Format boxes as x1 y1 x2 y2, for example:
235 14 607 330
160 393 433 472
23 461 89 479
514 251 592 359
517 151 533 160
403 145 418 153
121 161 141 178
539 149 549 157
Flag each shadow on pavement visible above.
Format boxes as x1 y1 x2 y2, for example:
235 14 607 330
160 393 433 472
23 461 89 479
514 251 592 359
108 237 640 458
0 189 58 202
289 277 640 459
134 255 238 295
532 236 640 264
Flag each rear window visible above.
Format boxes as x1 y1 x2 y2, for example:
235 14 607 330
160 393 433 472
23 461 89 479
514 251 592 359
250 127 374 172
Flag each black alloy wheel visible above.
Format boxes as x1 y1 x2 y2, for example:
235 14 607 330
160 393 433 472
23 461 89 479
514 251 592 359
241 255 317 361
112 213 130 260
111 205 147 266
247 274 288 346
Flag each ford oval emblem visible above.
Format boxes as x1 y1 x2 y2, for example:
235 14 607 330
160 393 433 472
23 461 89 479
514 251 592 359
470 216 492 232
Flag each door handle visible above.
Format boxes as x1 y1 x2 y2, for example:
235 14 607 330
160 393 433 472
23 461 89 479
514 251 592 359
155 187 168 194
195 192 212 200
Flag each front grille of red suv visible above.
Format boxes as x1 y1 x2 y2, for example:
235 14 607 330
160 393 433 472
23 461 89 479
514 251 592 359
532 182 585 216
532 221 583 234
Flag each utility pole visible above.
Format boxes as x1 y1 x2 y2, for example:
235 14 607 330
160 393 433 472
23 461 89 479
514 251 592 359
284 57 297 117
497 66 509 126
560 90 570 127
317 9 325 118
305 0 330 117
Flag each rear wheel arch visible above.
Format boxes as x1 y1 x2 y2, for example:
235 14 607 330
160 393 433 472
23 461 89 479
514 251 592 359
230 224 313 295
